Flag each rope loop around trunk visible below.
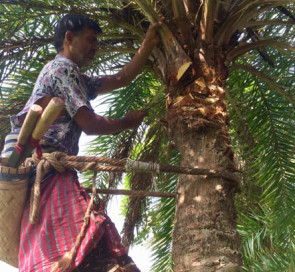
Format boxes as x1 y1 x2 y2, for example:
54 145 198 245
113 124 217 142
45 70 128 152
25 151 240 224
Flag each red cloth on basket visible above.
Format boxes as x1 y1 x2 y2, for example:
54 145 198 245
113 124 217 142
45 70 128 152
18 170 126 272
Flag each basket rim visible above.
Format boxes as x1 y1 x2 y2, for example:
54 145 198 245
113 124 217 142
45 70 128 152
0 157 32 175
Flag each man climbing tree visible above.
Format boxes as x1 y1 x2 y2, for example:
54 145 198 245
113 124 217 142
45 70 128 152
1 14 161 272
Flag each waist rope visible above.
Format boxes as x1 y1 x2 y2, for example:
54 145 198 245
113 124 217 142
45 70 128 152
25 151 240 225
27 152 67 224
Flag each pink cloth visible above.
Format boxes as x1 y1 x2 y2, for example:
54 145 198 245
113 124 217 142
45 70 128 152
19 170 126 272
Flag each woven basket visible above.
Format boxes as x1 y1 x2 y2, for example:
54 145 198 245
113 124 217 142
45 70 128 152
0 158 31 268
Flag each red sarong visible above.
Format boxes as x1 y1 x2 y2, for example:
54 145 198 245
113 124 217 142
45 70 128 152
18 170 126 271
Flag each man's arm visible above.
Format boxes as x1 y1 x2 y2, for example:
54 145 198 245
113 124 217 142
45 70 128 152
73 106 147 135
96 21 162 94
35 96 146 135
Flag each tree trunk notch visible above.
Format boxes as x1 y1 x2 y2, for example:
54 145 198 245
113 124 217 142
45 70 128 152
167 75 242 271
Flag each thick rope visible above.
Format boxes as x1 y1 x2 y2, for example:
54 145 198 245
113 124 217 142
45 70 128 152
27 152 67 224
125 159 239 183
31 152 239 182
26 152 98 224
25 151 239 224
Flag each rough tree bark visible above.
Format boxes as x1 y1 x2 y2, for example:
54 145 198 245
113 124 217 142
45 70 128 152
167 65 242 271
171 129 241 271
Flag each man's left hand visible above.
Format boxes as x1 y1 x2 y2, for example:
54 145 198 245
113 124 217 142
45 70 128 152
144 20 162 47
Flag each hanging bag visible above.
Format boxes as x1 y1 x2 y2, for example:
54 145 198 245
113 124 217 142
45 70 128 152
0 158 31 267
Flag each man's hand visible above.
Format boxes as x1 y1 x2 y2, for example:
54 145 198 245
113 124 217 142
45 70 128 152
122 110 148 129
96 20 162 94
144 21 162 47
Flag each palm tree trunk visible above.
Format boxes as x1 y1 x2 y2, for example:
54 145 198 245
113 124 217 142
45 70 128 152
167 77 242 271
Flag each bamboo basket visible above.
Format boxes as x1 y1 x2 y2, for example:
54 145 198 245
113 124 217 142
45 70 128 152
0 158 31 267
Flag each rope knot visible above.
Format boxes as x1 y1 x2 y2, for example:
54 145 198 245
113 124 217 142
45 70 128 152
43 152 67 173
29 152 68 224
31 151 66 173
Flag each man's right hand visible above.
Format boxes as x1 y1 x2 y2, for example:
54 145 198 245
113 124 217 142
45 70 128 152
122 110 148 129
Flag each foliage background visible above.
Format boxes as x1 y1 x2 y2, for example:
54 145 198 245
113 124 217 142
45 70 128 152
1 1 295 271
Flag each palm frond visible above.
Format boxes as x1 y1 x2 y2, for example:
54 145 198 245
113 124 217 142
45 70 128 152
228 35 295 269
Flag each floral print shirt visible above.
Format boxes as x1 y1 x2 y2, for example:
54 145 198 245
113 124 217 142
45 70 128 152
10 54 104 155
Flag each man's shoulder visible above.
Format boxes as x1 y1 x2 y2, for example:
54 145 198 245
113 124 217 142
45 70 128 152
42 55 80 76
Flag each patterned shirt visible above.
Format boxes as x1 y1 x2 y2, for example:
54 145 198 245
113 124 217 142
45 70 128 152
7 54 104 156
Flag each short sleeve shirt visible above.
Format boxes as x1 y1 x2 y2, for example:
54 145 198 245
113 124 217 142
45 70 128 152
10 54 104 155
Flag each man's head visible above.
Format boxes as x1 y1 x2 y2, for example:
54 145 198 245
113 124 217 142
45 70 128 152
54 14 102 67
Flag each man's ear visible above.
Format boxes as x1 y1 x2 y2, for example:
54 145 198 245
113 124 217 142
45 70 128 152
64 31 74 45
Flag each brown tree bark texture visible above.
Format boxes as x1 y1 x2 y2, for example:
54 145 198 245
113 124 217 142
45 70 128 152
169 82 242 272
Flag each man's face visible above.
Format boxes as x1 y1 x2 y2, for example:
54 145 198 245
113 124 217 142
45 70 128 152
70 26 98 68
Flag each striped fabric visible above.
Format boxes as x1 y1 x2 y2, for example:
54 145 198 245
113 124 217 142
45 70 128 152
1 131 62 159
1 131 19 158
19 170 126 272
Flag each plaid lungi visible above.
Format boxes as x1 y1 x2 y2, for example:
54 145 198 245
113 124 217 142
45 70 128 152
19 170 126 272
